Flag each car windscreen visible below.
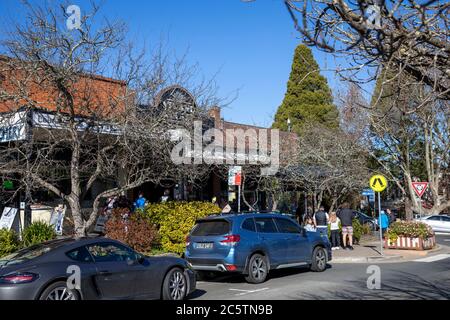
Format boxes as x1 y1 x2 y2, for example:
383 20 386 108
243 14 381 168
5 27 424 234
0 241 63 267
192 219 230 236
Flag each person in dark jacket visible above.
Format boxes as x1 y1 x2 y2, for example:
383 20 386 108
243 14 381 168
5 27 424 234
386 208 396 224
337 203 356 250
313 206 329 236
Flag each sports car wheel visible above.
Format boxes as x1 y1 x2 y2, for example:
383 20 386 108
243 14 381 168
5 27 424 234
39 281 80 300
162 268 187 300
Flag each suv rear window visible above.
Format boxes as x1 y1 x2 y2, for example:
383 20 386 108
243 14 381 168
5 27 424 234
192 220 230 236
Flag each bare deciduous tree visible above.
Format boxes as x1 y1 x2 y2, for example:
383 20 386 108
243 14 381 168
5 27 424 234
284 0 450 101
0 2 219 236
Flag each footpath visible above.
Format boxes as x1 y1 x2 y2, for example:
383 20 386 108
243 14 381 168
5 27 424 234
331 234 449 263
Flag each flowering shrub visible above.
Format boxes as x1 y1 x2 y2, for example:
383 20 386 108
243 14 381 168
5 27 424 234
104 208 159 253
144 201 221 255
386 221 434 241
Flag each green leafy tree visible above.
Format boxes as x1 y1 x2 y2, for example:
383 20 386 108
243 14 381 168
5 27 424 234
273 44 338 133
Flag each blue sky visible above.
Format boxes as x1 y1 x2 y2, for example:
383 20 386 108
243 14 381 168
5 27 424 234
0 0 346 127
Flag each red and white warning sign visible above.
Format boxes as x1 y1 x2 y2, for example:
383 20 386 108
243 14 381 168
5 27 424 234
412 182 429 198
228 166 242 186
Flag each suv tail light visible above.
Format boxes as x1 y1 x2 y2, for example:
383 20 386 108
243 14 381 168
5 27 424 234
220 235 241 246
185 236 191 247
0 272 38 284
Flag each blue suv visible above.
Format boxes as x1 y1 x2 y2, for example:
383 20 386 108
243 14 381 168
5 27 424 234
185 213 332 284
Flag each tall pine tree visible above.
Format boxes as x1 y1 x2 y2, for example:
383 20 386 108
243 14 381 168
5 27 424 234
273 44 338 133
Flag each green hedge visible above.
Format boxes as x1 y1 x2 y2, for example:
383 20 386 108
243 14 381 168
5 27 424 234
22 221 56 247
0 229 21 258
144 201 221 255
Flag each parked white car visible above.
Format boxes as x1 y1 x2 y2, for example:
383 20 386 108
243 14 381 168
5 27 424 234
415 215 450 233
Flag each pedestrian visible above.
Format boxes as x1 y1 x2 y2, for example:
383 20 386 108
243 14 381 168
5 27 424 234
379 210 390 237
160 189 171 203
103 196 117 216
329 212 341 250
134 192 147 210
386 208 396 224
337 202 357 250
304 217 316 232
115 192 133 212
313 206 329 237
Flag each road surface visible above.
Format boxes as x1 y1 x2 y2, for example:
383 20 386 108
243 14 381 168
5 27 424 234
191 234 450 300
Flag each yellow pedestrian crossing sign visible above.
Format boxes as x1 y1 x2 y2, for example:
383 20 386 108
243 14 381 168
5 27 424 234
370 174 387 192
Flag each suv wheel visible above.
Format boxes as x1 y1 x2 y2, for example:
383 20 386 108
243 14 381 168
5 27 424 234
245 254 268 284
310 247 327 272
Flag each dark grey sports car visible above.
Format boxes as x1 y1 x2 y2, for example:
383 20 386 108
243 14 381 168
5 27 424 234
0 237 196 300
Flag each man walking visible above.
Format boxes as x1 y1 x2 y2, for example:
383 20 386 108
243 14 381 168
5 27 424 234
337 203 356 250
313 206 329 237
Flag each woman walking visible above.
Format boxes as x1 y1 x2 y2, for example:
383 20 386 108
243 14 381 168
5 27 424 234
329 212 341 250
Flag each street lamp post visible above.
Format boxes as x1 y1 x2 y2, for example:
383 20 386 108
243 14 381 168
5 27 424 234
287 118 291 132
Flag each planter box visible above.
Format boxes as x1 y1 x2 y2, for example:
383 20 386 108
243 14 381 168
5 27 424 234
384 235 436 250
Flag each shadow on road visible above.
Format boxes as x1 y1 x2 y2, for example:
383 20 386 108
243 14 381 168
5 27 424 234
292 270 450 300
187 289 207 300
196 264 333 284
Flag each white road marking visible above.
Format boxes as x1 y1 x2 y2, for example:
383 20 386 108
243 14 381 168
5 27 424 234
229 287 269 296
413 254 450 263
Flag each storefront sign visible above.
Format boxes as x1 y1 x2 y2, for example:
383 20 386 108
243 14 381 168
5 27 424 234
93 216 109 234
33 111 121 135
0 111 27 143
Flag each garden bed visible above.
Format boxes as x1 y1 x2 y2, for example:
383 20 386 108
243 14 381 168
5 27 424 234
384 235 436 250
385 221 436 251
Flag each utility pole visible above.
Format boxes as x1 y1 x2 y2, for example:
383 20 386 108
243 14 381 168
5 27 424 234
23 109 33 229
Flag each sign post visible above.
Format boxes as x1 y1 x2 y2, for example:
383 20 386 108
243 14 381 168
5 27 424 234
228 166 242 212
369 174 388 256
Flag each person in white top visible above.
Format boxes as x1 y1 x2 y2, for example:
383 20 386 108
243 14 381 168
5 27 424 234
304 217 316 232
328 212 341 250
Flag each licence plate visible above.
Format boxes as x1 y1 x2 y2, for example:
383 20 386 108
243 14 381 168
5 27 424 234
195 243 213 249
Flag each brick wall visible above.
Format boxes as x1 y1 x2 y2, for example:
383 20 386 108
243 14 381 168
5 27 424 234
0 56 128 118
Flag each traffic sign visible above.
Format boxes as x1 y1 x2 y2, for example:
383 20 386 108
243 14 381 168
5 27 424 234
369 174 387 192
369 174 387 257
228 166 242 186
412 182 429 198
362 188 375 196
